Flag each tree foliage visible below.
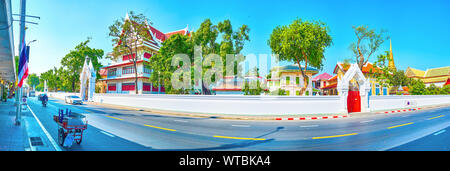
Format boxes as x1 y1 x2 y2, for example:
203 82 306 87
37 39 104 92
149 19 250 94
60 38 104 92
350 25 389 70
26 73 39 89
268 18 332 94
108 11 152 94
149 34 194 94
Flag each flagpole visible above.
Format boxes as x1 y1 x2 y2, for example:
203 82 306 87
15 0 26 125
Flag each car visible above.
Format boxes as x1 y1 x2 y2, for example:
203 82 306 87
65 95 83 105
29 91 35 97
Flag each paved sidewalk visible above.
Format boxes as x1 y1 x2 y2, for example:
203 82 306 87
0 99 28 151
0 98 59 151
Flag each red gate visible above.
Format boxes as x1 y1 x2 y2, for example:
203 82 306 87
347 91 361 113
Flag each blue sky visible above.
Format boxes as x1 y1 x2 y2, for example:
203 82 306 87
11 0 450 76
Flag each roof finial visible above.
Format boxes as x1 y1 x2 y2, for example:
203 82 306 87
125 12 130 21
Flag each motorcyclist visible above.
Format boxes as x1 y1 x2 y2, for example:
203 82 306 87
42 94 48 107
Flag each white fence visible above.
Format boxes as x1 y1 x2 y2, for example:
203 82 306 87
43 92 450 115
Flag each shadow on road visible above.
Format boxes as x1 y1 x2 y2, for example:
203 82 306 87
152 127 284 151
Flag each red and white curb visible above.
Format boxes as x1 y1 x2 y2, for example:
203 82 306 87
275 115 349 121
377 107 422 114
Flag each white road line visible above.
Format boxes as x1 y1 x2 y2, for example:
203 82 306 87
173 120 188 123
231 124 250 127
100 131 115 137
434 129 446 136
27 105 62 151
300 125 318 128
360 120 374 123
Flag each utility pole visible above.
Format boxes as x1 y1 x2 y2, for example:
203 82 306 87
15 0 26 125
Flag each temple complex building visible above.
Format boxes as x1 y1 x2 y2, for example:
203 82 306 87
100 13 190 94
406 66 450 87
267 64 319 96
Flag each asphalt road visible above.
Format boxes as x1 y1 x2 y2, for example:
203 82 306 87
26 96 450 151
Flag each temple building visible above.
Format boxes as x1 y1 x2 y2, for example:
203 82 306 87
312 72 332 95
100 13 190 94
267 64 319 96
333 62 390 96
406 66 450 87
212 76 267 95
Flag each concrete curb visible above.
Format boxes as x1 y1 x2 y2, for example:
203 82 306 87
377 107 422 114
275 115 349 121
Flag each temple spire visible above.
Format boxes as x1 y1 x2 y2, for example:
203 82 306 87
388 39 396 71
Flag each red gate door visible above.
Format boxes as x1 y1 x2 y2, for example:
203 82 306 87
347 91 361 113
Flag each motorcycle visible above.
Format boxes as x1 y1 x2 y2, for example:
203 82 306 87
42 100 47 107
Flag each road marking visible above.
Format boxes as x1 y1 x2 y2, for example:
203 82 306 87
144 124 176 132
106 116 123 121
213 135 266 141
427 115 445 120
100 131 115 137
387 122 414 129
360 120 374 123
173 120 188 123
231 124 250 127
300 125 318 128
434 129 446 136
312 133 358 140
27 105 62 151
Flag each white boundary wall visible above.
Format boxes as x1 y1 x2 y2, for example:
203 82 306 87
43 92 450 115
91 94 342 115
369 95 450 111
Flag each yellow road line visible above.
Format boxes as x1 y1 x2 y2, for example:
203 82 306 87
106 116 123 121
387 122 414 129
427 115 445 120
144 124 176 132
213 135 266 141
312 133 358 140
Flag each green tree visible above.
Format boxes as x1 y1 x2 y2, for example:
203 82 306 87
389 70 411 94
268 18 332 94
39 68 58 92
108 11 152 94
150 19 250 94
350 25 389 70
26 73 40 90
241 67 267 95
425 84 440 95
14 55 19 75
60 38 104 92
440 85 450 95
191 19 250 94
408 79 426 95
149 33 194 94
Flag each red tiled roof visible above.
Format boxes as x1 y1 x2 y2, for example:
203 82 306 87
322 83 337 89
165 29 189 39
313 73 332 81
334 62 382 74
328 75 337 81
99 68 107 76
148 25 167 42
